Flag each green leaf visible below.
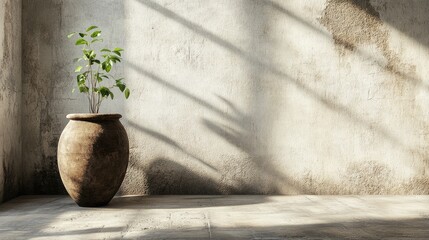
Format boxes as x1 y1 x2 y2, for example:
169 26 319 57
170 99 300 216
113 48 124 52
73 58 83 63
91 59 101 65
86 25 98 32
75 66 83 72
76 72 89 83
99 74 109 79
124 88 130 99
90 51 96 58
96 73 103 82
115 78 125 91
116 82 125 92
91 30 101 38
98 86 110 97
102 60 112 72
113 50 121 56
84 50 96 59
101 61 108 70
110 55 121 63
67 32 76 38
78 84 89 93
83 49 90 57
75 38 88 46
91 38 103 43
110 91 114 100
79 33 87 37
101 48 111 52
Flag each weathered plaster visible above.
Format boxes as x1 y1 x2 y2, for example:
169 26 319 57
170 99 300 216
21 0 429 195
0 0 22 202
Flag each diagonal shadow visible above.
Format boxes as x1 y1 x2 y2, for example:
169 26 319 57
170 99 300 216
202 114 305 193
126 119 218 172
125 62 239 125
130 0 429 191
265 0 426 89
128 1 410 154
138 0 428 92
126 60 304 192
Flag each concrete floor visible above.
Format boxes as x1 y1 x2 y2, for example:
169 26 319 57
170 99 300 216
1 196 429 239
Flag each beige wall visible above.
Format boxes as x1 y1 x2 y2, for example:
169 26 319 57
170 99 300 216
22 0 429 194
0 0 22 202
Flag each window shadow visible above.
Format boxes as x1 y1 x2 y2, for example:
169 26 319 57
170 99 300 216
132 0 417 157
131 0 429 184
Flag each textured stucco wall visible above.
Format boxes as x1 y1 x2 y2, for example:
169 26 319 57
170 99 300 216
0 0 22 202
22 0 429 194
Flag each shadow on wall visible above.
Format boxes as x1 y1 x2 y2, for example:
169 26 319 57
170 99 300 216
34 156 66 195
127 0 307 193
201 96 304 194
271 0 428 93
133 0 416 153
127 120 218 172
125 118 262 194
130 0 429 194
124 62 301 194
121 118 272 196
131 0 383 194
145 158 221 194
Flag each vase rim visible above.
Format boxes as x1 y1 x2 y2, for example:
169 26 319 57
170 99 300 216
66 113 122 121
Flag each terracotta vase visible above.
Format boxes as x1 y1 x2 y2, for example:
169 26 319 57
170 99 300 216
58 113 129 207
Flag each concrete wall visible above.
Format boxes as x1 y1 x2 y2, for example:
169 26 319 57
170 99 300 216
22 0 429 194
0 0 22 202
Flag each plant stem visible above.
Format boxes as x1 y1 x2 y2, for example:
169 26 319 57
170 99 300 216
89 63 94 113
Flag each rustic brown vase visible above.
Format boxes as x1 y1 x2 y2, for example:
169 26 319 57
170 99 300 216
58 113 129 207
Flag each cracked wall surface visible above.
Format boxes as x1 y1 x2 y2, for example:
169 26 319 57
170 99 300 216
0 0 22 202
21 0 429 195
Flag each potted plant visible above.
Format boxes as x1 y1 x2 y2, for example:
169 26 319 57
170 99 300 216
57 26 130 207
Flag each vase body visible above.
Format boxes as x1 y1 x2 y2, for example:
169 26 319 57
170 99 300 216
58 113 129 207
